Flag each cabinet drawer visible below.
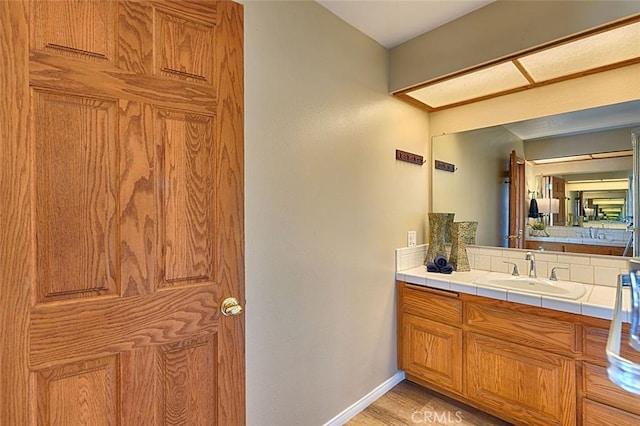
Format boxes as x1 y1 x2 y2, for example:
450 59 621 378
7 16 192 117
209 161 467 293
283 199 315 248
583 399 640 426
466 302 578 353
583 362 640 416
402 314 463 394
466 332 575 426
583 326 640 365
403 284 462 325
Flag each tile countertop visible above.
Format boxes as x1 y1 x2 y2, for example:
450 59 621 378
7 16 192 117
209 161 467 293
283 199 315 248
396 266 631 323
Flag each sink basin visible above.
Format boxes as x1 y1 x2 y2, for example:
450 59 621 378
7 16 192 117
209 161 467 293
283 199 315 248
474 272 586 300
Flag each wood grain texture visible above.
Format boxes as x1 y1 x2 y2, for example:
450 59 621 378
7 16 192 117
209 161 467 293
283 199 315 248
0 1 31 424
31 0 116 63
3 1 244 423
508 150 525 249
33 90 118 302
157 334 217 425
582 399 640 426
118 1 154 74
402 314 463 394
347 380 511 426
37 356 119 426
30 285 220 370
403 285 462 325
214 2 246 424
466 332 576 426
397 281 640 425
30 51 216 114
583 325 640 365
119 100 155 297
466 301 578 354
155 7 214 83
583 362 640 416
156 109 214 286
120 347 156 425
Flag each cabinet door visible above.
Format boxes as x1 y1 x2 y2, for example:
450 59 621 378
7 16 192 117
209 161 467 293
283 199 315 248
583 399 640 426
466 333 576 426
401 314 463 394
583 363 640 416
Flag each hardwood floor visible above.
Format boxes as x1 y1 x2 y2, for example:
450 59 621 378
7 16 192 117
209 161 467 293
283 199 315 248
346 380 512 426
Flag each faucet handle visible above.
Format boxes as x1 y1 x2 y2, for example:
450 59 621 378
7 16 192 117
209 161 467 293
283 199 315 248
549 266 569 281
503 261 520 276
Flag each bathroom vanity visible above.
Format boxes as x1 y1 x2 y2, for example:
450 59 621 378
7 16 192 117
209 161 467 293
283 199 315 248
524 239 627 256
524 226 632 256
396 246 640 426
398 281 640 425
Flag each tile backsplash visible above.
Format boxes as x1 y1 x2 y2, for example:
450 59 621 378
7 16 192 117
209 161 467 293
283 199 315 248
395 244 629 288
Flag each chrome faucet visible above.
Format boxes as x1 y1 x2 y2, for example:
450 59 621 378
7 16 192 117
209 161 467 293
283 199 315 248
525 251 537 278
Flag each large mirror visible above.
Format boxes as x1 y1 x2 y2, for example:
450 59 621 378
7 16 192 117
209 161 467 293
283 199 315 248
432 100 640 256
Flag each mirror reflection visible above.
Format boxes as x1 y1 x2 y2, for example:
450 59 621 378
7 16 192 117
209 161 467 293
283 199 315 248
432 100 640 256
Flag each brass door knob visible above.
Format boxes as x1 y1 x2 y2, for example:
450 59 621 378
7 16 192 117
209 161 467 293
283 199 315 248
221 297 243 316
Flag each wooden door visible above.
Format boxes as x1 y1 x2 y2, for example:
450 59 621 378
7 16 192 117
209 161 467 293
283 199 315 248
0 1 245 424
553 177 566 225
508 150 526 248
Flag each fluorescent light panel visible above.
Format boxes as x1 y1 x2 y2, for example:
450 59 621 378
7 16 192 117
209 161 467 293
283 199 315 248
407 62 529 108
567 178 629 184
518 22 640 82
531 154 592 165
593 199 625 205
591 150 633 159
403 19 640 110
531 151 633 165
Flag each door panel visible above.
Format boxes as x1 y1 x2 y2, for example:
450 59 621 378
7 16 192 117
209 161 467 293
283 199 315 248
157 334 218 425
33 90 118 302
508 150 526 249
1 1 244 424
37 356 120 426
156 109 214 287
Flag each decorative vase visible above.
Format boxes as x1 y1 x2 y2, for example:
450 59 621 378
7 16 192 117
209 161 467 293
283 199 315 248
463 221 478 245
449 221 471 272
425 213 455 264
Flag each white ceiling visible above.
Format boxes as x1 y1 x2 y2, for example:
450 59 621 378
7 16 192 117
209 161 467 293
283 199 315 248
504 101 640 140
316 0 494 49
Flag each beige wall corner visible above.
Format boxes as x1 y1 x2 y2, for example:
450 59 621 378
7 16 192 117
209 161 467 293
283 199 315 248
243 1 429 425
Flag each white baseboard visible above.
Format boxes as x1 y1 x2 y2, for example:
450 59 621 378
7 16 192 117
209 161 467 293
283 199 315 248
323 370 406 426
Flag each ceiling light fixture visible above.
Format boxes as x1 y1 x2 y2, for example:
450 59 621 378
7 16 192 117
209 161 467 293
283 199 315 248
530 155 592 165
398 17 640 112
529 150 633 165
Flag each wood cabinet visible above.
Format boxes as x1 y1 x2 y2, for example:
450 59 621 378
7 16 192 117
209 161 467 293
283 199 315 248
466 333 575 426
581 326 640 424
399 286 463 394
583 399 640 425
402 315 463 394
398 281 640 426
